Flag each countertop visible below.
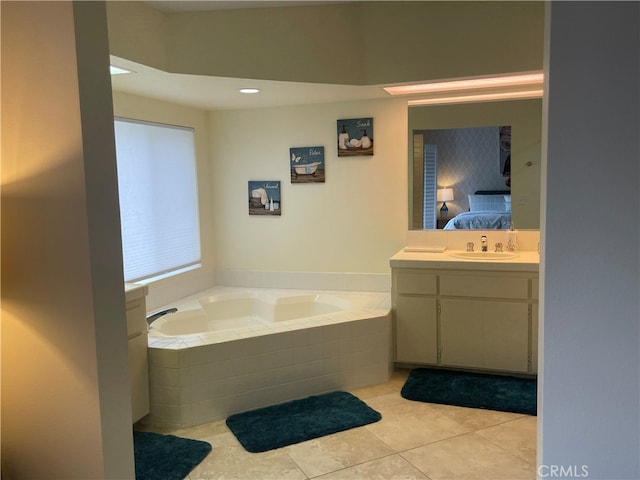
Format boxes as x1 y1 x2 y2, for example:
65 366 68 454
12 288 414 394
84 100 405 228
390 248 539 272
125 283 149 302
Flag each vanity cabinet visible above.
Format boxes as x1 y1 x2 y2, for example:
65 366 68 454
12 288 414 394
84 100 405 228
392 267 538 374
125 285 150 423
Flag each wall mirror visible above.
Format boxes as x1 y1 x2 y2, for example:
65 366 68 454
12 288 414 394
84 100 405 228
407 101 542 231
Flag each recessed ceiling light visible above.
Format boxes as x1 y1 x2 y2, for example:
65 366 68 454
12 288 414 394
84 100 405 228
239 88 260 94
110 65 133 75
384 72 544 96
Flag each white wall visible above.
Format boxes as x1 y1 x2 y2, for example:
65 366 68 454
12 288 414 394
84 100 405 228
540 2 639 478
208 99 408 277
108 1 544 86
1 2 134 478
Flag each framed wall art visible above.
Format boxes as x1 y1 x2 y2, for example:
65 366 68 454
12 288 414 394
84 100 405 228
248 180 281 215
290 146 325 183
337 117 373 157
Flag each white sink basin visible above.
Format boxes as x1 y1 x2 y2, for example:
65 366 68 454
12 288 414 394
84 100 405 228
448 251 519 260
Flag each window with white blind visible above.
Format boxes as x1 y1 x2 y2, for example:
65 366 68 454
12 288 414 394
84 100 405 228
422 144 438 230
114 118 201 283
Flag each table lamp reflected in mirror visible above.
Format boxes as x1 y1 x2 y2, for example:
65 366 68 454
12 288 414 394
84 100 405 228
437 188 454 218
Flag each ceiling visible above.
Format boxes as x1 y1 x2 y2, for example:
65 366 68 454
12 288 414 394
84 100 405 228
109 55 390 111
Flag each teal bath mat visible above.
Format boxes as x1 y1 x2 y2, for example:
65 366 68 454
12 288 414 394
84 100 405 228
226 391 382 453
401 368 537 416
133 430 212 480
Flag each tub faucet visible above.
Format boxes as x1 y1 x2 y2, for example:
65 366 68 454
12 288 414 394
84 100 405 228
481 235 488 252
146 307 178 327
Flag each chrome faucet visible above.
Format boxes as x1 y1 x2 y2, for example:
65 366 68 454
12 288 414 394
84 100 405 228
146 307 178 328
481 235 488 252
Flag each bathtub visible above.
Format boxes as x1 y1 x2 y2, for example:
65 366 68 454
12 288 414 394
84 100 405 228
143 286 391 429
292 161 321 175
149 291 354 336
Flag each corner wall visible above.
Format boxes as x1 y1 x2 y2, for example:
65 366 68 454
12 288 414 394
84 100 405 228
1 2 134 478
540 2 640 477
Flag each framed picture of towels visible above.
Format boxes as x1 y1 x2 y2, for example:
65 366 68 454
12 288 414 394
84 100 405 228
337 117 373 157
248 181 281 216
290 146 325 183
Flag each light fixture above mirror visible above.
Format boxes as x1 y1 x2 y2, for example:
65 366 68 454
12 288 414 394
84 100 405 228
384 71 544 106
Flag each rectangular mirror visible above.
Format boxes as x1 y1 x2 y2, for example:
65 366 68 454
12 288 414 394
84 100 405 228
408 100 542 230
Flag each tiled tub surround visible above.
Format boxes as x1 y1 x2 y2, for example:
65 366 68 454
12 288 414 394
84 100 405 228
143 287 392 429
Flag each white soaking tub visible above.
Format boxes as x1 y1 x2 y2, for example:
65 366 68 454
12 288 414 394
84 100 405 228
143 286 391 429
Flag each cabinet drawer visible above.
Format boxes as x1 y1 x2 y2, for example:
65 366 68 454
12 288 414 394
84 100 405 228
532 278 539 300
395 271 437 295
440 274 529 299
126 297 147 338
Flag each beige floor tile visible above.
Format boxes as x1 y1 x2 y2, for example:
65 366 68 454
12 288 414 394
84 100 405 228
350 369 411 400
401 432 535 480
476 415 537 465
364 393 469 451
426 402 526 431
153 368 537 480
187 443 307 480
172 419 230 443
284 427 396 478
315 454 431 480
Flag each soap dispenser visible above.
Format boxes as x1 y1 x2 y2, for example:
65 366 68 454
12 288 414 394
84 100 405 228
507 223 518 252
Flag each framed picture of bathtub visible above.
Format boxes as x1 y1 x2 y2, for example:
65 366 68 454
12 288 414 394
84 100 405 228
290 146 325 183
337 117 373 157
248 180 281 216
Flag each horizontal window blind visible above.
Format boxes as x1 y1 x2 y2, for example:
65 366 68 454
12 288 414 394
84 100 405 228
114 118 201 282
423 144 437 230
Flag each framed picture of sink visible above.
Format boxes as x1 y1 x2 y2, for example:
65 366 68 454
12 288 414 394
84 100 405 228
248 180 281 216
337 117 374 157
290 146 325 183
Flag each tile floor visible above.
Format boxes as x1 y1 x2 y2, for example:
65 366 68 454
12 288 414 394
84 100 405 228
145 368 537 480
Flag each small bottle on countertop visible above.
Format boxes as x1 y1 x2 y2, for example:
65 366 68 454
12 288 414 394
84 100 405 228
507 222 518 252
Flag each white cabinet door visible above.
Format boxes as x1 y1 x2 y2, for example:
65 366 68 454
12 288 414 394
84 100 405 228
126 297 149 423
395 296 438 364
440 299 529 372
128 333 150 422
